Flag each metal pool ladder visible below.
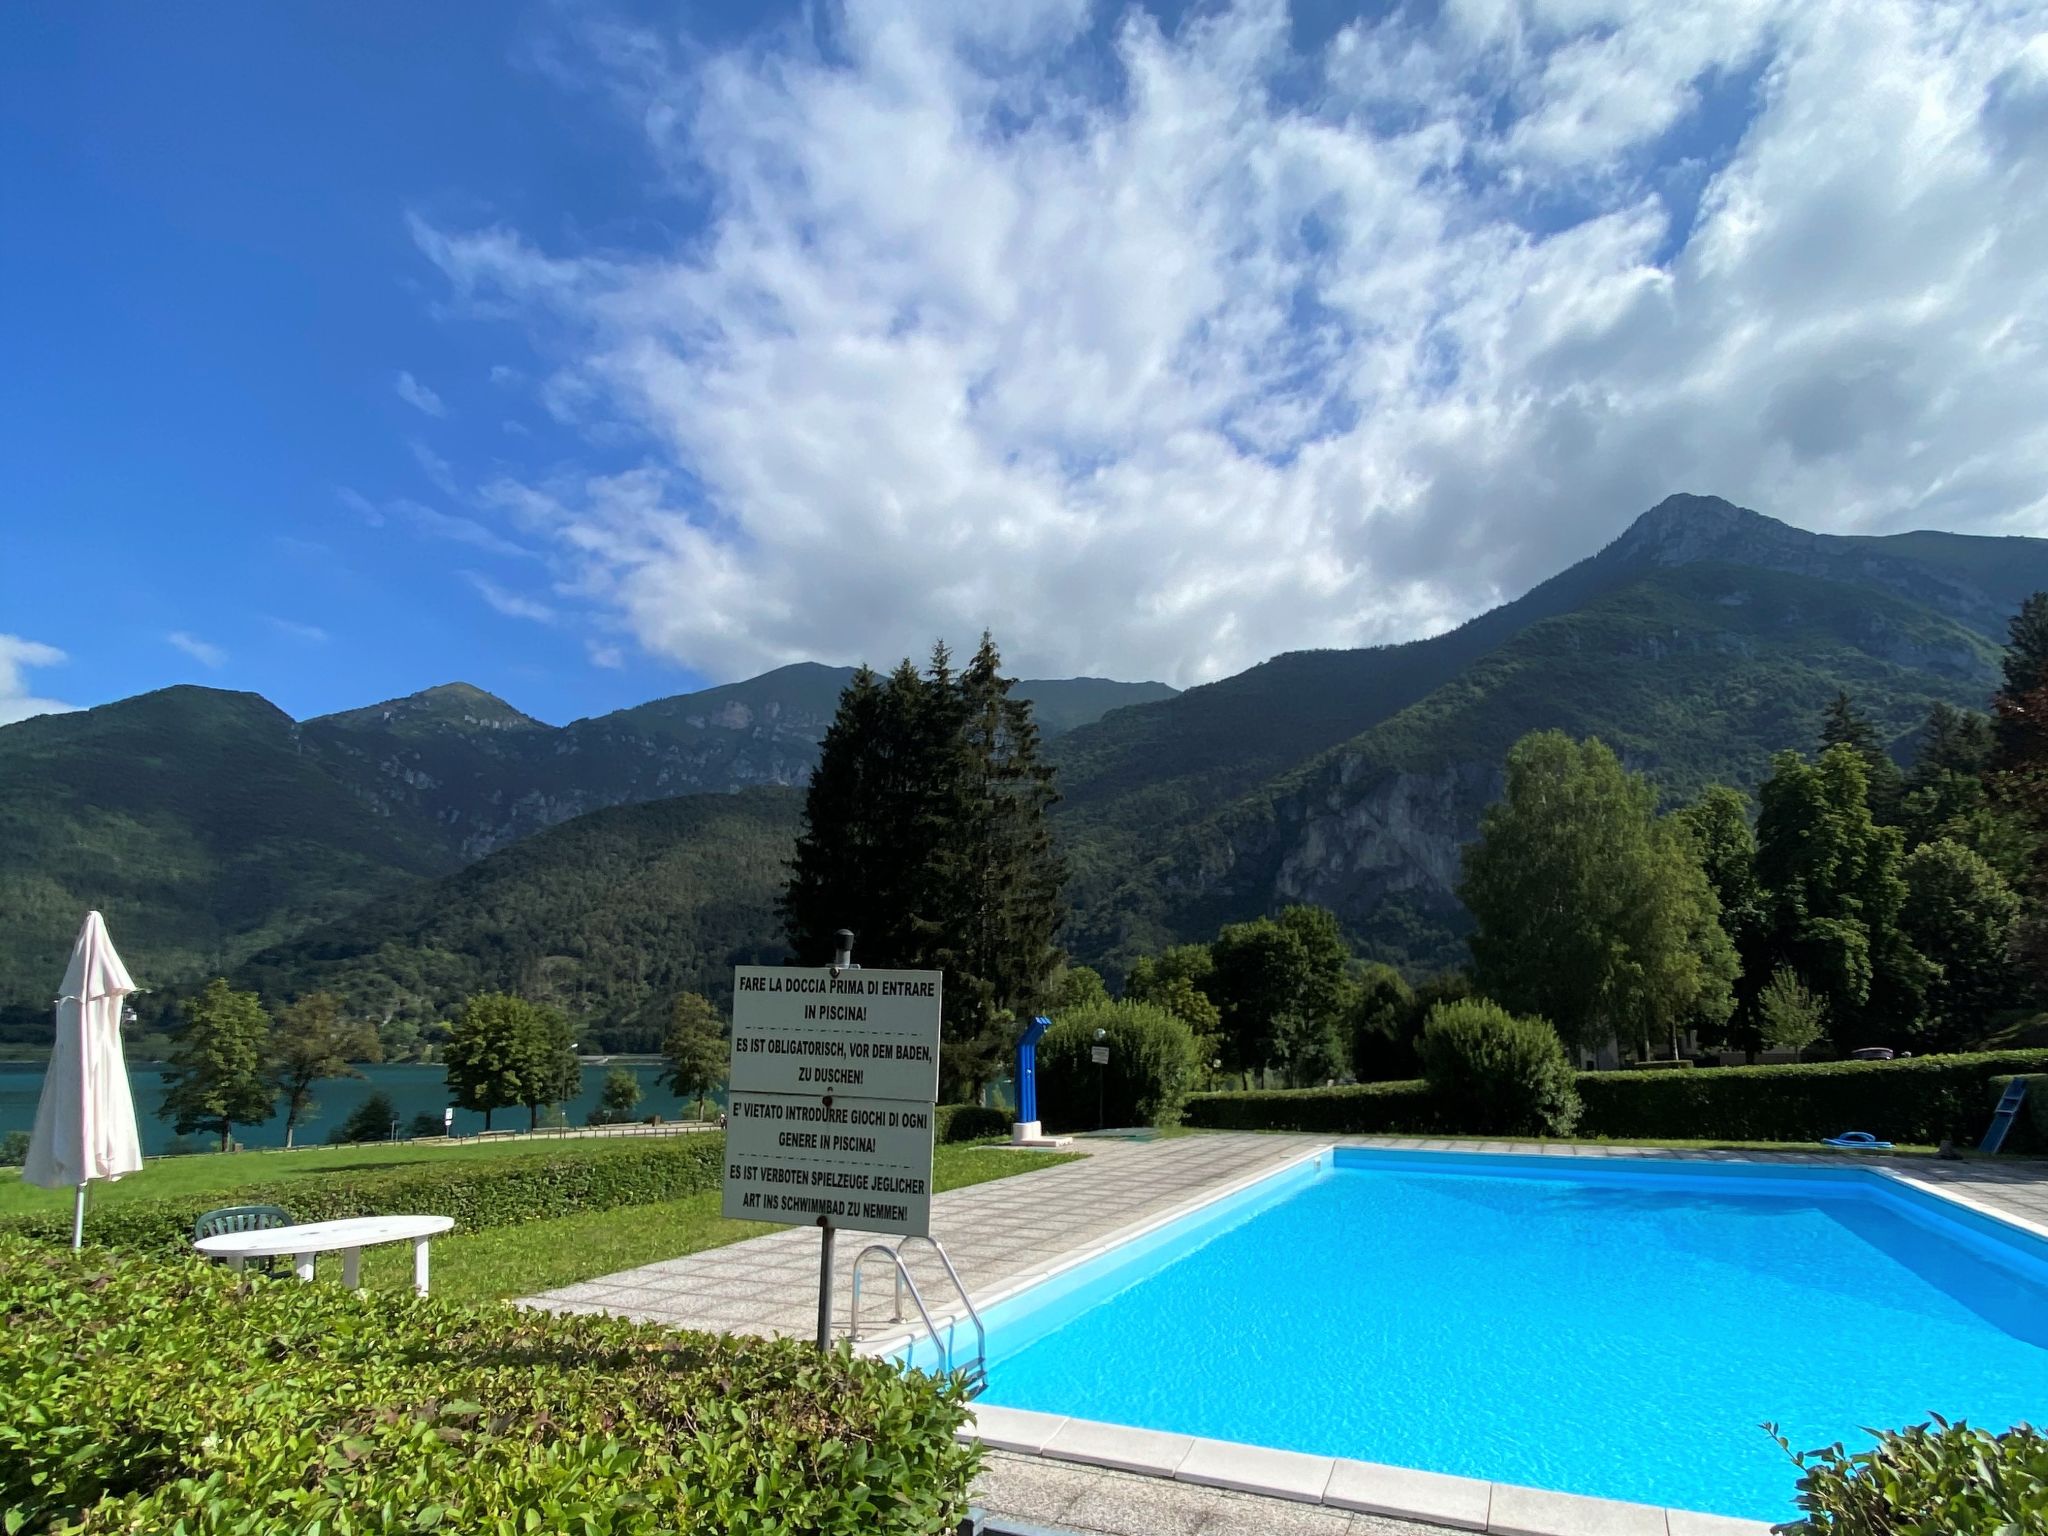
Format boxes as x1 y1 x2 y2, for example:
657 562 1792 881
848 1235 988 1397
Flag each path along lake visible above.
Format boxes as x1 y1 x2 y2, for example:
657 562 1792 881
0 1061 726 1155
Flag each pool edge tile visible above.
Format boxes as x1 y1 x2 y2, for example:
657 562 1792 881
1487 1482 1666 1536
962 1404 1069 1456
1323 1458 1491 1531
1665 1511 1777 1536
1041 1417 1197 1477
1173 1437 1333 1502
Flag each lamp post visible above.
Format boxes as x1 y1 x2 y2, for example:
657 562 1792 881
1094 1027 1108 1132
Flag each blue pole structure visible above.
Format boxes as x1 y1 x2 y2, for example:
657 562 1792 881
1016 1015 1052 1138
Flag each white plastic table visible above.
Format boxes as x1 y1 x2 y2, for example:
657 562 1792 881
193 1215 455 1294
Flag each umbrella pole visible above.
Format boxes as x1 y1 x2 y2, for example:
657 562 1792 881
72 1184 86 1250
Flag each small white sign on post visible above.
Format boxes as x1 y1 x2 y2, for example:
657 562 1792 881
722 964 943 1241
1091 1044 1110 1065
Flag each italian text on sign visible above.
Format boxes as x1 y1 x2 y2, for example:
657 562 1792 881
720 1092 936 1237
729 965 942 1102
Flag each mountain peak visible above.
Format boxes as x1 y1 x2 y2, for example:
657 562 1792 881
1606 494 1814 568
311 682 543 734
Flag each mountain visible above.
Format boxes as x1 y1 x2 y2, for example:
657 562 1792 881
228 494 2048 1040
0 687 460 1031
1057 494 2046 974
0 663 1169 1026
240 788 803 1050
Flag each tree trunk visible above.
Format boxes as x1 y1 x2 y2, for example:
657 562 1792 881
284 1110 297 1149
483 1107 493 1131
218 1121 232 1154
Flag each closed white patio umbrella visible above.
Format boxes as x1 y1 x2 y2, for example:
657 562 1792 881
23 911 144 1247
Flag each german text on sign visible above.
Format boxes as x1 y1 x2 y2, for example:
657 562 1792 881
720 1091 935 1237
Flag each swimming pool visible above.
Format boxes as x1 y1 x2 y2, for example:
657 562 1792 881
959 1148 2048 1522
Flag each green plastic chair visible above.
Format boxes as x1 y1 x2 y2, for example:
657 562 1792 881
195 1204 294 1272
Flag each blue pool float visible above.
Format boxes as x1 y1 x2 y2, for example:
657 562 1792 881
1821 1131 1893 1150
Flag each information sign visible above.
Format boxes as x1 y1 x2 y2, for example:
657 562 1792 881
719 1092 935 1237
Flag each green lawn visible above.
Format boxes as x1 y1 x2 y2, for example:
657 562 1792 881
0 1131 724 1219
347 1142 1075 1303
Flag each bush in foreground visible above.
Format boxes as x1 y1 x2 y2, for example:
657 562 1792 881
1417 999 1581 1137
1771 1415 2048 1535
0 1237 980 1535
1036 1000 1203 1130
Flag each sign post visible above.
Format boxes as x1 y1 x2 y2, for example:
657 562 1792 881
721 931 942 1351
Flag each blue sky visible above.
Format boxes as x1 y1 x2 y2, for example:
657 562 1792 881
4 1 2045 726
2 2 740 723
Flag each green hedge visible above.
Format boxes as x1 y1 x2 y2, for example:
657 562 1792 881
1185 1079 1443 1133
934 1104 1011 1143
1185 1050 2048 1144
0 1134 728 1252
0 1237 980 1535
1574 1051 2048 1144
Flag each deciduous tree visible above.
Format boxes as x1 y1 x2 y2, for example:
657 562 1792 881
1461 732 1737 1056
661 993 727 1120
1754 746 1930 1043
588 1067 643 1126
268 992 377 1148
443 992 535 1131
1900 838 2021 1050
161 979 275 1153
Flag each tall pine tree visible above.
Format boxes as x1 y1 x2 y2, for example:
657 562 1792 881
781 637 1066 1096
1820 691 1903 825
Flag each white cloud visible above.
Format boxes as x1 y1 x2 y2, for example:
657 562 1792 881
167 631 227 668
268 617 330 643
586 640 625 669
463 571 557 623
339 483 535 559
415 0 2048 685
0 635 77 725
394 370 447 417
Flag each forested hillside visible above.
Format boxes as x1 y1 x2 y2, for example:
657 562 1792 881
0 664 1165 1030
0 688 459 1037
1065 560 2004 976
11 493 2048 1046
238 788 803 1051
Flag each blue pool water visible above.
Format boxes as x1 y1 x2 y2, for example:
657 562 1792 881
974 1150 2048 1521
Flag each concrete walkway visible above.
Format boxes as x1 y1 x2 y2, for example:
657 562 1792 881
524 1132 1312 1335
522 1134 2048 1536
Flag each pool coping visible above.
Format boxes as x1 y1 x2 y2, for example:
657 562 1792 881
861 1138 2048 1536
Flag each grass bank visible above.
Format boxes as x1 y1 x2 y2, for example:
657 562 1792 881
355 1142 1075 1304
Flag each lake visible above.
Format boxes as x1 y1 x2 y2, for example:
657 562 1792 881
0 1060 727 1154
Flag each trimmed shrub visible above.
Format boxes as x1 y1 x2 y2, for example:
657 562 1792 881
0 1237 980 1534
1184 1048 2048 1142
1575 1050 2048 1144
1036 1001 1203 1131
0 1128 28 1167
1628 1058 1694 1070
1771 1415 2048 1535
0 1134 728 1252
1185 1079 1441 1133
934 1104 1011 1143
1417 999 1580 1137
